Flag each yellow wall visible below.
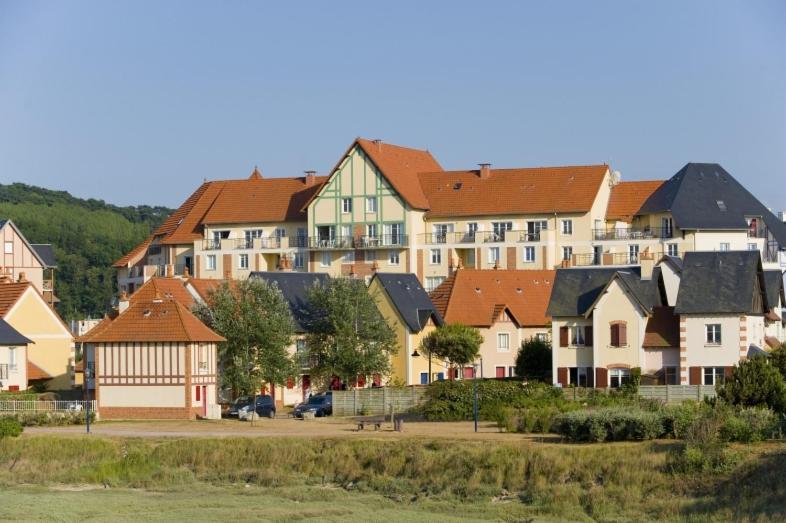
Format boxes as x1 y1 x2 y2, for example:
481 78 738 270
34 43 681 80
592 279 647 370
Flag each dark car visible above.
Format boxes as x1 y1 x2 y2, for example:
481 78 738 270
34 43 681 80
238 395 276 420
226 396 253 418
293 394 333 418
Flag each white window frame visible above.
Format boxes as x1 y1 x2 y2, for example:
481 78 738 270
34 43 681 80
293 252 304 269
561 219 573 235
562 246 573 262
366 197 377 213
4 241 13 254
320 252 331 267
629 244 640 263
497 333 510 352
719 242 730 252
366 224 377 238
343 251 355 264
238 254 249 270
571 326 585 347
425 276 445 292
705 324 722 345
206 255 217 271
8 347 16 371
704 367 726 386
488 247 500 264
523 246 536 263
430 248 441 265
388 251 400 266
342 198 352 214
609 368 631 388
667 243 679 257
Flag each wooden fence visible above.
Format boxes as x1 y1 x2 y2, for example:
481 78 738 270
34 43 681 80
332 387 427 417
561 385 716 403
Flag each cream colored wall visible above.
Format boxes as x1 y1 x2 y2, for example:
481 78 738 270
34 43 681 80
683 315 741 367
0 224 45 291
100 385 185 408
592 279 647 370
4 287 73 390
0 345 27 390
643 348 679 375
659 262 681 306
746 315 765 349
692 231 750 251
550 318 594 384
478 313 519 378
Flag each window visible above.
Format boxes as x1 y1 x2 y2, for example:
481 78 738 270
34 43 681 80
523 246 536 263
716 200 727 212
508 366 516 377
343 251 355 263
436 372 445 381
244 229 263 247
388 251 400 265
366 250 376 262
706 324 722 345
569 367 589 387
719 243 730 252
663 366 679 385
384 223 403 245
238 254 249 269
342 198 352 213
667 243 679 257
8 348 16 371
497 333 510 352
430 249 441 265
491 222 513 241
748 243 757 251
320 252 331 267
293 252 304 269
661 217 674 237
467 223 478 239
432 224 452 243
561 219 573 235
425 276 445 292
571 326 585 346
527 220 548 241
535 332 548 342
609 368 631 388
366 197 377 213
341 224 352 240
420 372 429 385
366 224 377 239
610 322 627 347
488 247 500 264
704 367 726 386
562 246 573 262
206 255 217 271
629 244 640 263
4 241 12 254
274 228 287 238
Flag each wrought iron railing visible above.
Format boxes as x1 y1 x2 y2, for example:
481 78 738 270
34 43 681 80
592 227 673 241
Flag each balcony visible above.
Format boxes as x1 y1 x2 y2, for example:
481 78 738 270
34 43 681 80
420 232 476 244
202 239 222 250
307 235 409 250
571 251 664 267
308 236 354 250
593 227 673 241
518 231 543 242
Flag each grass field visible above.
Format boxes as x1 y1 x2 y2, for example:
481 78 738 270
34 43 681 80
1 430 786 521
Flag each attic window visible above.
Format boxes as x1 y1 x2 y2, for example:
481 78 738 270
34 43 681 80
515 288 522 293
453 182 462 190
474 287 481 293
143 309 151 317
716 200 727 212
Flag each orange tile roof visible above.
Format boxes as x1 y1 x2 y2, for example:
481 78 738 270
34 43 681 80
0 282 30 318
418 165 609 218
643 306 679 348
80 296 224 343
129 278 196 309
429 269 556 327
186 278 230 302
606 180 666 223
157 181 227 245
27 361 52 380
113 234 154 268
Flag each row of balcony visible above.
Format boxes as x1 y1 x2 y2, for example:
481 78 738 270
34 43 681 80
419 230 544 245
570 251 664 267
201 235 410 251
592 227 673 241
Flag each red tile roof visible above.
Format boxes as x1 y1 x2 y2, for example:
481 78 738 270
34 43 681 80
418 165 609 218
429 269 556 327
129 278 196 309
27 361 52 380
606 180 666 223
113 234 154 268
643 306 679 348
186 278 230 302
0 282 29 318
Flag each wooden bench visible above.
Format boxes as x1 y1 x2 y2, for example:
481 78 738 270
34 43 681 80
355 416 385 431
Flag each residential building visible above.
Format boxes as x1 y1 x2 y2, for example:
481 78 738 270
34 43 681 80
79 291 224 419
430 269 555 379
0 318 32 391
763 270 785 348
0 276 74 390
0 219 57 304
369 273 444 385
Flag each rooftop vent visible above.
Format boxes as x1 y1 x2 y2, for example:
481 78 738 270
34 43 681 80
474 287 481 293
453 182 463 190
716 200 727 212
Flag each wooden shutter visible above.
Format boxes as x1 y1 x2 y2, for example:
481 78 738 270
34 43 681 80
557 367 568 386
724 366 734 379
595 367 608 388
619 323 627 346
689 366 702 385
610 324 619 347
585 326 593 347
559 327 569 347
586 367 594 387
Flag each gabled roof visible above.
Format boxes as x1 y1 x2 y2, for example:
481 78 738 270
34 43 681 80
638 163 786 245
30 244 56 268
154 181 226 245
371 273 443 333
0 282 30 318
249 272 330 332
546 267 640 317
79 296 224 343
675 251 766 315
27 361 52 381
606 180 666 223
582 269 663 318
418 165 609 219
129 278 196 309
763 270 785 310
658 254 684 273
430 269 556 327
0 219 50 269
643 306 680 348
113 234 154 268
0 318 32 345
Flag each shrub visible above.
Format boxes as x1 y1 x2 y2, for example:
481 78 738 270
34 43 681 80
552 408 665 442
719 408 777 443
660 402 704 439
717 357 786 413
0 418 23 438
0 411 92 427
514 337 551 381
669 411 738 473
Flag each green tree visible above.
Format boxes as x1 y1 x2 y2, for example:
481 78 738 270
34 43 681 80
768 344 786 380
420 324 483 376
193 278 296 399
717 356 786 412
302 278 397 388
514 337 551 381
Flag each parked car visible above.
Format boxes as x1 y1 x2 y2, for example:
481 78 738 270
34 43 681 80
293 394 333 418
238 395 276 420
226 396 253 418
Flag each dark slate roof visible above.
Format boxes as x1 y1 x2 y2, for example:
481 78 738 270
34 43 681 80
639 163 786 246
372 273 443 332
0 318 32 345
249 272 329 332
31 244 57 268
617 270 662 311
659 255 683 272
675 251 765 314
763 270 785 309
547 267 640 317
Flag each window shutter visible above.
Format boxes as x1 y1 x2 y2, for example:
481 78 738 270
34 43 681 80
557 367 568 386
586 367 594 388
560 327 568 347
585 326 593 347
610 324 619 347
595 367 608 388
689 366 701 385
724 366 734 379
619 323 627 346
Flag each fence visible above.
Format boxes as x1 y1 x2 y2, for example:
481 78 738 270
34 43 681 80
332 387 427 417
562 385 716 404
0 400 97 413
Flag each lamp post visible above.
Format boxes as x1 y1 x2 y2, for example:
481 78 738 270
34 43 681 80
84 366 92 434
473 362 479 433
410 348 432 384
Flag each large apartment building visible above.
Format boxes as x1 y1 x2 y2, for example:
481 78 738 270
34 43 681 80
115 139 786 295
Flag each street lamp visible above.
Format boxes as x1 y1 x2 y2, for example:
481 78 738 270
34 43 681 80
472 357 483 433
84 365 92 434
410 348 432 384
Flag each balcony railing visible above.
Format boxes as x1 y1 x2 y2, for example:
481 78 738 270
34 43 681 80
420 232 476 244
571 251 664 267
232 237 282 250
592 227 673 241
308 236 354 249
308 235 408 250
518 231 543 242
476 230 517 243
202 239 222 250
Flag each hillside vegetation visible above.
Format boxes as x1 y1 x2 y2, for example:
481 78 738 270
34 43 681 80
0 182 172 320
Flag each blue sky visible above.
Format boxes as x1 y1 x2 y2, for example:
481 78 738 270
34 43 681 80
1 1 784 209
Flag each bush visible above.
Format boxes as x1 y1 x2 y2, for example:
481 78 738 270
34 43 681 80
669 411 738 473
660 402 704 439
719 407 777 443
717 357 786 412
0 411 92 427
552 407 664 442
514 337 551 381
0 418 23 438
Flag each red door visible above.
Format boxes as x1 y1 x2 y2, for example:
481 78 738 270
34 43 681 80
463 367 475 379
495 367 505 378
201 386 207 417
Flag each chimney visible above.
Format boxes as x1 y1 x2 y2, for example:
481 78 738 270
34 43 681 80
371 260 379 272
278 255 292 271
165 264 174 278
371 139 383 152
304 170 317 186
640 249 655 280
17 272 27 283
118 291 130 313
152 289 164 303
182 265 190 278
478 163 491 179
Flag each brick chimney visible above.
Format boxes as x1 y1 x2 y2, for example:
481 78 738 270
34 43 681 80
371 139 383 152
640 249 656 280
165 264 174 278
17 272 27 283
478 163 491 179
182 265 190 278
304 170 317 186
278 255 292 271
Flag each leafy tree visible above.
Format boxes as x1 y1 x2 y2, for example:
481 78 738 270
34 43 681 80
420 324 482 375
302 278 397 388
193 278 296 399
717 356 786 412
514 337 552 381
768 344 786 381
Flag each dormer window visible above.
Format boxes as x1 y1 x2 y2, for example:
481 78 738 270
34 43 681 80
716 200 727 212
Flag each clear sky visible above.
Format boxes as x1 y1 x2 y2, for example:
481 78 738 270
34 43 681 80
1 1 784 209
